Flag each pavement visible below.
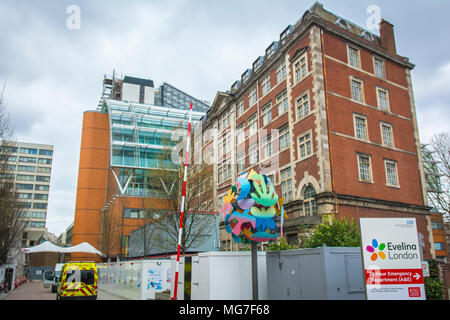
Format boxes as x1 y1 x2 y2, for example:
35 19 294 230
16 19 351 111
0 280 123 300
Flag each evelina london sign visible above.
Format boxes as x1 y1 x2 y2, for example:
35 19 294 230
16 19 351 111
367 239 419 261
360 218 425 300
386 242 418 260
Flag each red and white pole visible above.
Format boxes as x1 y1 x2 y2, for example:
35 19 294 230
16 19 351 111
171 101 193 300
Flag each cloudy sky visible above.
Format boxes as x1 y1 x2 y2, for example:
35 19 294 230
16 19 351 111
0 0 449 236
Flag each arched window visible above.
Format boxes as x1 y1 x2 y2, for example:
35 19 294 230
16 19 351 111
303 186 318 216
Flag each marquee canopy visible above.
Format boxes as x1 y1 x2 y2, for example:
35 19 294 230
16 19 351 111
22 241 104 256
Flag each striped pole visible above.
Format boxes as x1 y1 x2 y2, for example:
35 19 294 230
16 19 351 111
171 101 193 300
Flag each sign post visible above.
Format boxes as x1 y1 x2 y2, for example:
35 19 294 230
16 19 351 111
359 218 426 300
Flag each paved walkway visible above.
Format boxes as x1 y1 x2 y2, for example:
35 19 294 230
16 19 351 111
0 280 123 300
2 281 55 300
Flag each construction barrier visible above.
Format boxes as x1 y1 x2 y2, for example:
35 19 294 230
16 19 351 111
97 259 171 300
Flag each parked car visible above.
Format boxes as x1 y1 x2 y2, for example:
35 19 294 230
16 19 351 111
51 263 65 293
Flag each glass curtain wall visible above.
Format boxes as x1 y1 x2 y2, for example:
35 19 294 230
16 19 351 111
105 100 205 198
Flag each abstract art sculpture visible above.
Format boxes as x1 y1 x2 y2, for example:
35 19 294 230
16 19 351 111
221 170 287 243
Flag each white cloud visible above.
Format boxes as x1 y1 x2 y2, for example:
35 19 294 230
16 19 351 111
414 61 450 144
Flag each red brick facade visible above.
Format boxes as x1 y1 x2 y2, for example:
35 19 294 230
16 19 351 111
204 3 432 258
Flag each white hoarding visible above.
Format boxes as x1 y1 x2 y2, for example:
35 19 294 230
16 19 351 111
359 218 425 300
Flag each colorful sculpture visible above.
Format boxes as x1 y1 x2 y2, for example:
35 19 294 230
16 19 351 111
221 170 287 243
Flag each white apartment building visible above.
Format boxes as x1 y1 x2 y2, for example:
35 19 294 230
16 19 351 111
4 141 54 246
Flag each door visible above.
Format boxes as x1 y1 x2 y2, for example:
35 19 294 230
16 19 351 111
43 270 54 288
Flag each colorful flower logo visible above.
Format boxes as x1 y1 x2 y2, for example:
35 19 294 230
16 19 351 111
366 239 386 261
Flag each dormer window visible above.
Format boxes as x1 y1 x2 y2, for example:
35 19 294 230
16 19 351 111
361 31 375 42
241 69 252 84
231 80 241 91
280 25 294 45
253 57 264 73
266 42 278 60
336 18 350 30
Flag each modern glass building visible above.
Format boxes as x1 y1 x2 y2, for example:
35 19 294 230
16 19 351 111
71 74 211 261
100 98 205 198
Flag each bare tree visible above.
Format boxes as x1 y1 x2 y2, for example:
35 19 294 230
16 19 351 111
146 152 216 254
0 85 24 265
423 132 450 221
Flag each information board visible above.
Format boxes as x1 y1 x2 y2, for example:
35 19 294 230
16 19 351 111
359 218 426 300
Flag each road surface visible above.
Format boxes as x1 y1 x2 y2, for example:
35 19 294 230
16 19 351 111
1 280 122 300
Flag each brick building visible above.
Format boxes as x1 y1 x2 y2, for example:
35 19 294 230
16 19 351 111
201 2 434 258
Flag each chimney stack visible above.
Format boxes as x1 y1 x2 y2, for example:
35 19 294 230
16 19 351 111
379 19 397 55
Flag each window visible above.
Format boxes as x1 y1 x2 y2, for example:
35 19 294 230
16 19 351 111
276 63 286 83
381 123 394 148
236 150 245 173
39 149 53 156
358 154 372 182
237 101 245 118
261 103 272 127
261 74 271 96
294 54 308 83
236 123 245 146
18 156 36 163
37 167 51 174
287 234 298 246
18 165 35 173
374 57 385 79
431 222 443 230
218 134 231 159
298 132 312 160
36 175 50 182
303 186 318 216
33 203 48 210
262 133 273 159
249 87 257 106
34 193 49 200
32 212 46 219
17 193 33 199
16 202 31 209
35 185 49 191
354 115 368 141
16 174 34 181
248 114 258 137
280 167 293 202
21 212 31 218
348 46 360 68
351 78 364 103
38 158 52 165
2 146 18 153
20 148 37 155
297 93 310 120
385 160 399 187
434 242 446 251
276 91 288 115
249 143 259 165
16 183 34 190
218 162 232 184
31 221 45 228
377 88 390 111
279 126 290 150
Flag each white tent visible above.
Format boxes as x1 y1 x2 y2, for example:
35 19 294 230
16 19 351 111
22 241 66 254
68 242 104 256
22 241 104 256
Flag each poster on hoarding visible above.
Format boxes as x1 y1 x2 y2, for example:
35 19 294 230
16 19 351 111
359 218 425 300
